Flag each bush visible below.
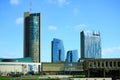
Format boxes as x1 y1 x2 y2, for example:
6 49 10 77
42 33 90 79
9 72 23 77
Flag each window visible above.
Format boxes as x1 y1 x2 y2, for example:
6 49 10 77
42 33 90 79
118 62 120 67
89 62 93 67
114 62 116 67
102 62 104 67
110 61 112 67
106 61 108 67
94 62 97 67
98 62 100 67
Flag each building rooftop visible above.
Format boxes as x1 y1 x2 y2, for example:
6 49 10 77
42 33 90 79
0 57 32 62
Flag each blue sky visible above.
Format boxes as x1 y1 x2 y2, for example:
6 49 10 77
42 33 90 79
0 0 120 62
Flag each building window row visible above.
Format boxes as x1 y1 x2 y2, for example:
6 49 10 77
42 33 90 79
89 61 120 68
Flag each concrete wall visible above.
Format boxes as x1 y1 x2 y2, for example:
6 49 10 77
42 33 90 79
42 63 64 71
0 64 22 72
42 62 84 72
64 62 83 71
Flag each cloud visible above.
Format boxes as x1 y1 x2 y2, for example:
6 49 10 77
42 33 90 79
16 17 23 25
74 24 87 30
58 0 70 6
73 8 79 16
102 46 120 56
10 0 20 5
2 52 16 58
47 0 70 6
48 25 57 30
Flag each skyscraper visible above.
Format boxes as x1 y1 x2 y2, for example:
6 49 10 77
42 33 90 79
24 12 40 62
81 30 101 58
66 50 78 62
51 38 65 62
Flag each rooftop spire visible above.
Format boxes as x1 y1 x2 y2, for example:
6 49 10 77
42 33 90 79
30 1 32 13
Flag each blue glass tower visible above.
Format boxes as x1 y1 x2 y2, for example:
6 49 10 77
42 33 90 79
51 38 65 62
81 30 101 58
24 12 40 62
66 50 78 62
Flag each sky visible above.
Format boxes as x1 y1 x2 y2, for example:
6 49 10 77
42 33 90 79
0 0 120 62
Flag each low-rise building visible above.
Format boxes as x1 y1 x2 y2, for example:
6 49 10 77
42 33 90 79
0 62 41 74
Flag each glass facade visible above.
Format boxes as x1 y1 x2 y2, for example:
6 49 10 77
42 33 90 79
66 50 78 62
51 38 65 62
24 12 40 62
81 30 101 58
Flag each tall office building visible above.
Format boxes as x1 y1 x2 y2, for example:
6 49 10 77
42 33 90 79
51 38 65 62
81 30 101 58
24 12 40 62
66 50 78 62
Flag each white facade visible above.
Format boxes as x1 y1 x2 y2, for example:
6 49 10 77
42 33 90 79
0 62 41 74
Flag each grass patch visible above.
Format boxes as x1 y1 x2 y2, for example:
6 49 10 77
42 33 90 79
73 74 85 78
0 76 10 78
0 76 60 80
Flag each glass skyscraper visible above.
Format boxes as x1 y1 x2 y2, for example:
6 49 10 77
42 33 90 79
51 38 65 62
81 30 101 58
24 12 40 62
66 50 78 62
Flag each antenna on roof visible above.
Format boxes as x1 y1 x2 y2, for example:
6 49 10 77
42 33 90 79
30 1 32 13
